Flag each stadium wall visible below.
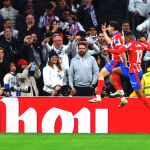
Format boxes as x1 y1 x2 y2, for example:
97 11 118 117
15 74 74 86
0 97 150 133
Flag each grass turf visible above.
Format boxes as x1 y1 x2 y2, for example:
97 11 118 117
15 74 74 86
0 134 150 150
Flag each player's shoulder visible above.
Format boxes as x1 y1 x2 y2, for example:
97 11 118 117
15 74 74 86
113 32 121 38
124 42 132 48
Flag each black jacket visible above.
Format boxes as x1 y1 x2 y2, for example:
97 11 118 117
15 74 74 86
0 36 21 63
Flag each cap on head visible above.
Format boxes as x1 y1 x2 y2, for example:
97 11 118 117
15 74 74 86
17 59 28 66
49 50 58 59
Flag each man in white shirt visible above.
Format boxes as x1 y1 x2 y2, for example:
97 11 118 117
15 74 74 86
42 35 73 84
42 35 72 71
128 0 150 36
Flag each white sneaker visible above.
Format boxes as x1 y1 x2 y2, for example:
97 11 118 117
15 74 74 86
89 95 101 103
110 90 124 97
118 97 128 108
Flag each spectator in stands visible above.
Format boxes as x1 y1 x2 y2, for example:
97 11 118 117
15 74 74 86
15 2 36 30
70 31 100 57
0 0 19 29
12 0 35 14
42 34 73 73
137 17 150 72
63 11 85 37
18 14 42 42
43 19 63 39
38 3 59 29
22 33 43 68
55 0 71 19
59 9 70 29
77 0 98 31
3 62 19 97
43 50 66 96
17 58 41 96
69 42 99 96
0 18 18 38
97 32 106 47
71 31 86 57
99 43 110 69
0 28 20 63
128 0 150 36
86 26 98 44
121 20 131 39
0 47 9 87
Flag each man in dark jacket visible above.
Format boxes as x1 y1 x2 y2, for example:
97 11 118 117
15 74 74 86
77 0 98 31
0 28 20 63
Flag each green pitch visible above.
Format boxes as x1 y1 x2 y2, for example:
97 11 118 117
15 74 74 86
0 134 150 150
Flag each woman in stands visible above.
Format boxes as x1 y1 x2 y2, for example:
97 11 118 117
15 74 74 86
42 50 66 96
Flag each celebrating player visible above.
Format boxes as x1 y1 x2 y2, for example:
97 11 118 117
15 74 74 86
104 31 150 109
89 21 127 103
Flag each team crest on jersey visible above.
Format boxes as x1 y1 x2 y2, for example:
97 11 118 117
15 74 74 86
114 39 121 46
124 43 131 48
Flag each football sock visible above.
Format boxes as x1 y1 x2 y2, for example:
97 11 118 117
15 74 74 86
96 80 104 95
112 72 123 90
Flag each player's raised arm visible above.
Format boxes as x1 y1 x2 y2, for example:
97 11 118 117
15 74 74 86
140 37 150 50
101 23 112 44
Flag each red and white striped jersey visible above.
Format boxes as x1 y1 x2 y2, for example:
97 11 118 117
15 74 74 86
111 32 124 61
109 40 150 73
125 41 149 73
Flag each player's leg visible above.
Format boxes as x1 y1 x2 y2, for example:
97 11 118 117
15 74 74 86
111 66 129 107
110 67 125 97
89 67 110 102
129 72 150 110
129 71 143 98
96 67 110 94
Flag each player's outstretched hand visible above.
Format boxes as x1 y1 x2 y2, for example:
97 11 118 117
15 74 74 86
101 23 107 32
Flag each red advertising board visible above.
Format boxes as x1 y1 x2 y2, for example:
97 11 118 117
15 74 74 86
0 97 150 133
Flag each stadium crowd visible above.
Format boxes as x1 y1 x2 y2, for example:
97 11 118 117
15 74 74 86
0 0 150 98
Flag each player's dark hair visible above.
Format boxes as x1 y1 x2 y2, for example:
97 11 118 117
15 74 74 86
109 21 120 31
124 31 135 37
125 31 136 41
